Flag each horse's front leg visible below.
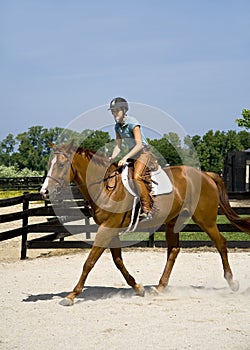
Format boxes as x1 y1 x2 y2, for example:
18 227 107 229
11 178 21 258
110 237 145 296
61 226 117 306
61 245 105 306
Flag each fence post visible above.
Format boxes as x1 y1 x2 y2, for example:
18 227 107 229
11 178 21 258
21 192 29 260
148 232 155 248
85 217 90 239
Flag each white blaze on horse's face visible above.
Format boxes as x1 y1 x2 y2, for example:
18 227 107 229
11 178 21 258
40 155 58 199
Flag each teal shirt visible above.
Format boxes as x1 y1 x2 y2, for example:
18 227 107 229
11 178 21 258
115 115 148 150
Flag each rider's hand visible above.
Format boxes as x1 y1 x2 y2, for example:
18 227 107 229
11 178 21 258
118 158 128 167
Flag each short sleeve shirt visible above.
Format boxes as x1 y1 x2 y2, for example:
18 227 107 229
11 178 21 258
115 115 148 150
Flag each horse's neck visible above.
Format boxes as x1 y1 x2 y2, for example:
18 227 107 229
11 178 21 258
73 153 106 207
73 153 129 213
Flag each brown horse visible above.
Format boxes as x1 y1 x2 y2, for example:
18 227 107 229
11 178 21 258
40 143 250 306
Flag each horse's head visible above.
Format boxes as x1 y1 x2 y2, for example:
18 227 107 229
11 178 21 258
40 141 75 200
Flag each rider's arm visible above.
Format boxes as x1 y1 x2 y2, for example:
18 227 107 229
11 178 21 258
118 126 143 166
110 133 122 161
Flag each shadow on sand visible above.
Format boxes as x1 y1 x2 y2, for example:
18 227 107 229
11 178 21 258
21 283 243 304
22 285 140 303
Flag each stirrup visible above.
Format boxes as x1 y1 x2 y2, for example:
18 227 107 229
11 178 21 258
139 211 152 222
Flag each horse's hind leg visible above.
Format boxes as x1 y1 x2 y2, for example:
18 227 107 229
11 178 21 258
110 238 145 296
155 219 180 294
193 217 239 292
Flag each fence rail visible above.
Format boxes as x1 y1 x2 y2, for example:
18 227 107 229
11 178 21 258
0 188 250 259
0 177 44 191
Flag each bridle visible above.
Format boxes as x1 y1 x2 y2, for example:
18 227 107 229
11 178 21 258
46 150 126 198
47 151 76 190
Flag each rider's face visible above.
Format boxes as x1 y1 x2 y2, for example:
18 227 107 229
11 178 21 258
111 108 124 123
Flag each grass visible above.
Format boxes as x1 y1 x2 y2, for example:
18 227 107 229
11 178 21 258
0 190 38 199
120 215 250 241
120 231 250 242
179 232 249 241
121 231 250 242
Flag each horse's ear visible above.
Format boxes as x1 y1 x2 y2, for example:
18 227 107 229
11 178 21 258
48 141 55 149
66 139 75 153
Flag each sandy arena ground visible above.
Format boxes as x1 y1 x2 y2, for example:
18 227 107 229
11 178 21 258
0 200 250 349
0 248 250 350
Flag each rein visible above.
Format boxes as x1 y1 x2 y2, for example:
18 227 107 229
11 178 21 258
103 168 120 182
87 167 120 192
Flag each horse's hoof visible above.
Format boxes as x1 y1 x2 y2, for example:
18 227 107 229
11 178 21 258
149 286 160 296
59 297 74 306
135 284 145 297
229 280 239 292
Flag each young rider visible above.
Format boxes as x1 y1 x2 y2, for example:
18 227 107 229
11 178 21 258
109 97 153 221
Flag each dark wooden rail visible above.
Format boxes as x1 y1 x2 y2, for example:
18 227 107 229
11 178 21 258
0 188 249 259
0 177 44 191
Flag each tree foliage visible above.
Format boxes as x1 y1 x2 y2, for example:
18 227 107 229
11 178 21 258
80 130 111 151
191 130 243 172
149 133 182 166
236 109 250 130
0 127 113 173
0 125 249 175
0 165 41 177
0 134 16 166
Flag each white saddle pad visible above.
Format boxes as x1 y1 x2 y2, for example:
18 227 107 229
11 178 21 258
121 165 172 197
151 166 172 195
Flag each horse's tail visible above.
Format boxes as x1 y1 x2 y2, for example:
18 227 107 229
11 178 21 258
206 172 250 233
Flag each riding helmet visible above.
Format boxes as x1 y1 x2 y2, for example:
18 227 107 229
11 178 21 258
108 97 129 113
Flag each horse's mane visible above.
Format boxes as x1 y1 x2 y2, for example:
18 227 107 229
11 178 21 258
76 147 110 167
53 144 110 167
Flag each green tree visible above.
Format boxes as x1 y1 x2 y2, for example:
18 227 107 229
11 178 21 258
183 135 201 168
8 127 112 172
192 130 243 172
14 126 45 170
236 108 250 130
80 130 111 152
56 128 82 145
237 130 250 150
149 133 182 166
0 165 41 177
1 124 248 175
13 126 67 171
0 133 16 166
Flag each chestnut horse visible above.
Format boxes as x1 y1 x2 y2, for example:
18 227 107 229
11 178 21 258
40 143 250 306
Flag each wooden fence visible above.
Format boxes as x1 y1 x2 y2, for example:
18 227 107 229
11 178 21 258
0 177 44 191
0 187 250 260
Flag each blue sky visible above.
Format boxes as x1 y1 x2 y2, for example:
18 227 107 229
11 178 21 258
0 0 249 141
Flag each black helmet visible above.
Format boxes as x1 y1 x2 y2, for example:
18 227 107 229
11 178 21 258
108 97 129 112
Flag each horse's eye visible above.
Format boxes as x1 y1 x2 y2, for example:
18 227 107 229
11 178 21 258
58 163 65 169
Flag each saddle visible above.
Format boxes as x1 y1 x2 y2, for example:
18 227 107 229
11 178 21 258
104 161 172 232
121 163 172 197
120 163 172 231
